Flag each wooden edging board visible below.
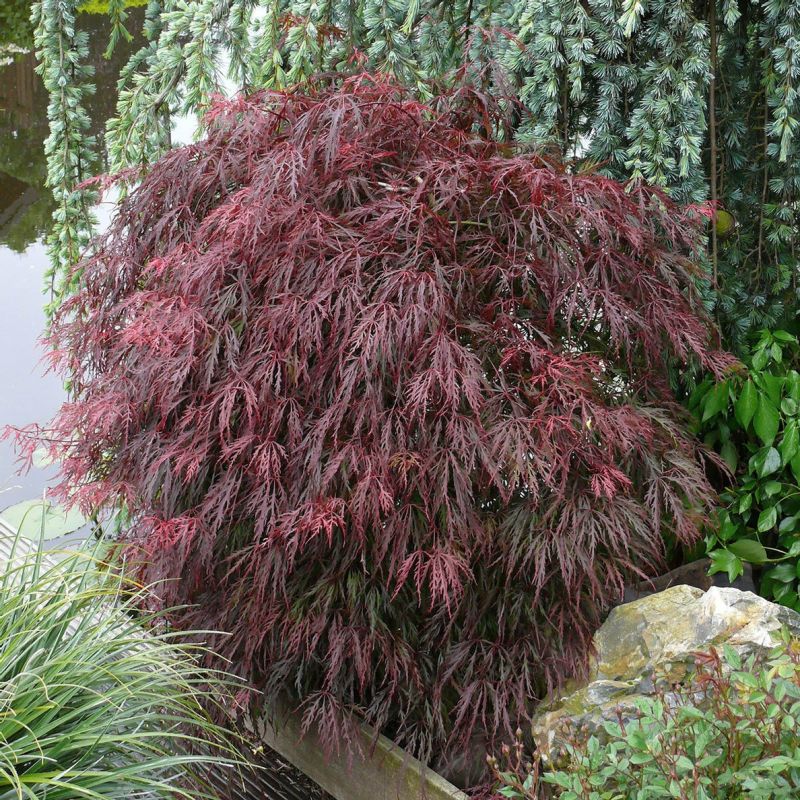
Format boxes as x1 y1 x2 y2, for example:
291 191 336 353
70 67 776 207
249 703 469 800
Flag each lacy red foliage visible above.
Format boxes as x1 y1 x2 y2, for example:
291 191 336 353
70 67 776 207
36 76 731 774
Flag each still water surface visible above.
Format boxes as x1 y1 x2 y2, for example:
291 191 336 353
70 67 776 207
0 9 146 511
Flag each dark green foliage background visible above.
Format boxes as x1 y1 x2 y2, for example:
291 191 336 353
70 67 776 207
0 0 34 48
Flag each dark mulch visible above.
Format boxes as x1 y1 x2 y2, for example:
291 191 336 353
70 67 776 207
210 739 333 800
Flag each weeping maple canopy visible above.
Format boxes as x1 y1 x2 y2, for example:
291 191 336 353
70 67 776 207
41 77 729 771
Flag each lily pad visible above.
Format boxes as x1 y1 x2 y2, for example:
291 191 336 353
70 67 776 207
0 499 87 541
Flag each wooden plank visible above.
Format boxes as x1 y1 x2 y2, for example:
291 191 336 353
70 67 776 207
250 705 468 800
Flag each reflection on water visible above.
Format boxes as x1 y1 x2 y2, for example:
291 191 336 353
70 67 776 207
0 51 51 253
0 8 145 509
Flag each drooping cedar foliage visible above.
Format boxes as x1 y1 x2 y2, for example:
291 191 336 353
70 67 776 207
37 76 731 774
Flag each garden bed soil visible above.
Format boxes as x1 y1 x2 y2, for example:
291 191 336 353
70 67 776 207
212 739 334 800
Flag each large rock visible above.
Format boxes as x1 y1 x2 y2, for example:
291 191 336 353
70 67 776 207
532 585 800 761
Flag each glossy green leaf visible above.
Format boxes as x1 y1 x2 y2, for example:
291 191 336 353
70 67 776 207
708 549 743 582
754 394 780 445
728 538 768 563
722 644 741 669
675 755 694 772
787 370 800 402
769 563 797 583
735 379 758 428
772 582 796 604
780 420 799 465
703 380 730 421
752 348 768 371
760 373 784 406
689 381 713 414
782 397 798 415
720 440 738 471
757 446 781 477
778 514 798 533
738 493 753 514
719 515 739 542
757 506 778 533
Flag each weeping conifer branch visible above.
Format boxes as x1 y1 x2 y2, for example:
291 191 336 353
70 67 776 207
34 0 98 316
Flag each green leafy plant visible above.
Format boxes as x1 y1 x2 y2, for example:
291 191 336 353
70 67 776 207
491 636 800 799
690 329 800 611
0 0 36 48
0 531 242 799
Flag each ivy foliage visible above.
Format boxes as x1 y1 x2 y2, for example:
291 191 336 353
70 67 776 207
692 329 800 613
31 0 800 342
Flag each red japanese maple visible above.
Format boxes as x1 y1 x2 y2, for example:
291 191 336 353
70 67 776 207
33 76 730 776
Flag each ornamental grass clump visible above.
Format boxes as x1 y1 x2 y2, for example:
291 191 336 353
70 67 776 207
0 536 241 800
35 76 731 771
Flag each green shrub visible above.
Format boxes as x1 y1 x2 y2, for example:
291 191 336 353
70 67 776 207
690 329 800 612
0 536 241 799
491 636 800 799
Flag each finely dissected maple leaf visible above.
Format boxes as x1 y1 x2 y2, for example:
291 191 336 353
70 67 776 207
30 74 732 777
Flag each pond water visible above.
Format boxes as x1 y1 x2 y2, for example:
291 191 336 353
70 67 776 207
0 9 146 513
